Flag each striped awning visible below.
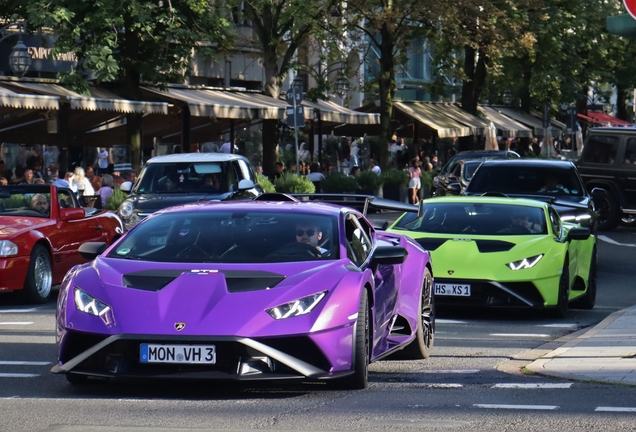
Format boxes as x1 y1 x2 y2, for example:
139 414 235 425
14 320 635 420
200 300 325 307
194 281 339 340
436 103 489 135
0 84 59 110
394 101 471 138
493 107 562 136
478 106 533 138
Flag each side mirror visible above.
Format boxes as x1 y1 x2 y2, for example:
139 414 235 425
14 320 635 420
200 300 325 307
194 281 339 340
447 183 462 195
59 208 85 221
567 227 591 241
120 181 133 193
372 246 408 266
238 179 256 190
590 187 607 199
78 242 109 260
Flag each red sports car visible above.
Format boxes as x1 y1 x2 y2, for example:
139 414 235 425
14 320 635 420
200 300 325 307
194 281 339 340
0 185 123 303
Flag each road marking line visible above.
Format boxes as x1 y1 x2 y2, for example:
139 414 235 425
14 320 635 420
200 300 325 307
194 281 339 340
0 373 39 378
492 383 572 389
598 235 636 247
540 323 578 328
474 404 558 410
595 407 636 412
0 322 33 325
435 319 467 324
0 309 37 313
0 361 51 366
420 369 480 374
424 383 463 388
490 333 550 337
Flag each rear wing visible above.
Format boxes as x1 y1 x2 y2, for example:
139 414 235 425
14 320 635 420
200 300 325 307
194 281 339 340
254 192 417 216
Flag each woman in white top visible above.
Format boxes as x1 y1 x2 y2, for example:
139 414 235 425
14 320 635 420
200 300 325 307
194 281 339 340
70 167 95 197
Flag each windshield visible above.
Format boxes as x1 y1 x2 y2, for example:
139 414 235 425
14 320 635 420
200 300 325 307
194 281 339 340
134 162 234 194
107 210 339 263
466 166 583 197
463 161 482 182
394 202 547 235
0 188 52 218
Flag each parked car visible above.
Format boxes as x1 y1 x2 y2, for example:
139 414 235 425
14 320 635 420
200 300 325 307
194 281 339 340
389 196 597 317
464 159 599 233
0 185 123 303
433 159 484 196
53 194 434 389
577 127 636 230
117 153 263 230
432 150 520 195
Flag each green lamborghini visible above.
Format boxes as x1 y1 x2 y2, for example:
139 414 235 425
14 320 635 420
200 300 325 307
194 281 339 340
388 196 597 317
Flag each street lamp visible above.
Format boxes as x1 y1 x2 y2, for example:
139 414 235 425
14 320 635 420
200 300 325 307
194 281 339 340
291 76 304 94
503 88 513 106
8 39 32 77
334 74 349 98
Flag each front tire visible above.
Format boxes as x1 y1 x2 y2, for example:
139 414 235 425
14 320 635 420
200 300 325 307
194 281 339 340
401 267 435 359
596 192 620 231
551 260 570 318
573 247 597 310
22 245 53 304
337 290 369 390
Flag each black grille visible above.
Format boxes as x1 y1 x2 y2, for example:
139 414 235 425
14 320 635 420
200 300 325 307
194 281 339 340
474 240 516 253
414 238 448 251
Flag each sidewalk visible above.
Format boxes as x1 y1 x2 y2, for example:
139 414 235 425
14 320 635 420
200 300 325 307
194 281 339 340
510 306 636 385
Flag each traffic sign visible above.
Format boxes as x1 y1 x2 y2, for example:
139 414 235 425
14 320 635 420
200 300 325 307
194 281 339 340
285 89 303 105
286 106 304 128
625 0 636 20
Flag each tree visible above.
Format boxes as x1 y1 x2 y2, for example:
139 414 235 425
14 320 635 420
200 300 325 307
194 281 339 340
242 0 340 175
344 0 441 168
9 0 232 173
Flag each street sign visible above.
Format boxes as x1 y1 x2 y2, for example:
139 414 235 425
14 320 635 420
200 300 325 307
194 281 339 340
286 106 305 128
285 89 303 105
625 0 636 20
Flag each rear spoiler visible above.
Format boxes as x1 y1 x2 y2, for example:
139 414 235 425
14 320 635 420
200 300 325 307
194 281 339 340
254 192 418 216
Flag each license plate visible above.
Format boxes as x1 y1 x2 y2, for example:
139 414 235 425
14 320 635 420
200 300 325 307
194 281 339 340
140 344 216 364
434 283 471 296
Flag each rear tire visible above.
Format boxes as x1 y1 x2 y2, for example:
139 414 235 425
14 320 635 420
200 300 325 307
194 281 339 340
401 267 435 359
336 290 369 390
596 192 620 231
22 245 53 304
573 247 597 310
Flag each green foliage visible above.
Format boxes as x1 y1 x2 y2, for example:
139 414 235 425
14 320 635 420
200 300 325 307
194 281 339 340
105 186 128 211
381 169 409 187
356 170 384 192
256 174 276 193
273 174 316 194
420 171 434 189
0 195 30 208
321 172 358 193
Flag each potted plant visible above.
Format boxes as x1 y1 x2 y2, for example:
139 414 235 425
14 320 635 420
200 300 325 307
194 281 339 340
356 170 384 196
381 168 409 201
321 172 358 193
273 173 316 194
105 185 128 211
256 173 276 193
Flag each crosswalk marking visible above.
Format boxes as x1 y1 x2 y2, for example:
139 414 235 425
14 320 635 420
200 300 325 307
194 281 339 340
492 383 572 389
424 383 463 388
0 373 39 378
0 322 33 325
540 323 578 328
0 309 37 314
419 369 480 374
490 333 550 338
0 361 51 366
475 404 558 410
595 407 636 412
435 319 467 324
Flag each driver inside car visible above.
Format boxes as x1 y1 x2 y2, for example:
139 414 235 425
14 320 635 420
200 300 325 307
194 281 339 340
510 209 541 233
30 194 50 215
295 222 328 254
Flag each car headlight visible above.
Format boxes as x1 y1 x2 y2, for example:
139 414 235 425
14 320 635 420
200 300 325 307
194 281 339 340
74 288 111 316
0 240 18 257
507 254 543 270
266 291 327 320
561 214 592 222
118 201 134 219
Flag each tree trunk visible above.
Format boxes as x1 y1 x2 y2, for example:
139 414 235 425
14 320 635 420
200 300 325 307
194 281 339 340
616 84 628 121
377 27 395 169
262 57 282 177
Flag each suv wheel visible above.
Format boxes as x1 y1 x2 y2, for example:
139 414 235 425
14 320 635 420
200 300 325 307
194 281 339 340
596 192 620 231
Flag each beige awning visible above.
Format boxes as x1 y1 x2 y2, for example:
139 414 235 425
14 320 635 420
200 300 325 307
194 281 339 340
394 101 471 138
142 86 288 119
493 106 561 136
436 103 489 135
478 106 533 138
302 99 380 124
0 84 59 110
4 82 168 114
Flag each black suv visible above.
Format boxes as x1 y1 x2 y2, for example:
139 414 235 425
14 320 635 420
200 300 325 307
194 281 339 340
577 127 636 230
464 159 599 233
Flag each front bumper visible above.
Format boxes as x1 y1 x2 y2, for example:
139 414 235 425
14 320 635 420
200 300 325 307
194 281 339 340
0 256 30 292
53 330 353 382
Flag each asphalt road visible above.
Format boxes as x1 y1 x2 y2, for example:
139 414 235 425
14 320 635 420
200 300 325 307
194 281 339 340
0 223 635 431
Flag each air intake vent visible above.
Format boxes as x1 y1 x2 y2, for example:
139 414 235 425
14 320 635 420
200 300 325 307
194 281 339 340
122 270 184 291
474 240 515 253
414 238 448 251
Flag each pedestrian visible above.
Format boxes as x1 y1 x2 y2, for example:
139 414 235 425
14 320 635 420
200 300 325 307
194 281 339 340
99 174 114 207
369 159 381 175
70 167 95 197
306 162 326 182
85 166 102 192
298 142 311 164
97 147 109 175
408 158 422 204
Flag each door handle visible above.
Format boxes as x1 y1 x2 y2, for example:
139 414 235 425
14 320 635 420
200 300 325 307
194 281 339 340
94 225 103 230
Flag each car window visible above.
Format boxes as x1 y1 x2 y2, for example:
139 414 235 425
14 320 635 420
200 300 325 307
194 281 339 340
393 202 547 235
624 139 636 166
227 162 238 191
0 189 52 218
344 215 372 266
237 160 256 182
548 207 561 236
57 189 78 209
467 165 583 196
463 161 481 182
134 162 231 194
107 210 338 263
582 135 619 165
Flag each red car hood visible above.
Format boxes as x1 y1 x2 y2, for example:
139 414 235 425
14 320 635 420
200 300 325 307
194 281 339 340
0 216 49 237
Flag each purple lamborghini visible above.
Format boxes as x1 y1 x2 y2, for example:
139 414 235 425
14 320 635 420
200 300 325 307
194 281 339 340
52 195 434 389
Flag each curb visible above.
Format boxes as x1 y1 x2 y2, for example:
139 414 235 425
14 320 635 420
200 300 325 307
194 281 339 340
496 307 631 379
